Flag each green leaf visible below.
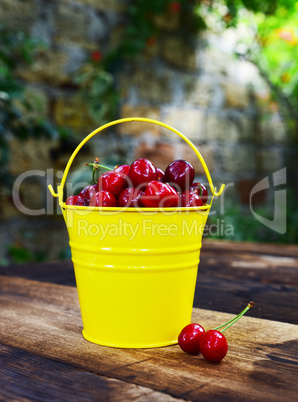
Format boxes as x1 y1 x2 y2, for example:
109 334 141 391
0 81 24 97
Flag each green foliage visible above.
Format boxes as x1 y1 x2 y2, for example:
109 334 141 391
207 189 298 244
0 26 37 97
0 25 56 138
0 25 57 189
59 246 72 260
257 7 298 101
75 67 120 126
8 246 46 264
230 1 298 134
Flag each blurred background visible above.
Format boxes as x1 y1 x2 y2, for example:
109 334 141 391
1 0 297 265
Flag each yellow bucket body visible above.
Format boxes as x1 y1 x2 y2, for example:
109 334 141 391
49 117 225 349
63 206 209 348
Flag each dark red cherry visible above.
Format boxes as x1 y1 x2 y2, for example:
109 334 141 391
129 158 157 189
90 191 117 207
75 198 89 206
156 168 165 181
191 182 208 204
142 181 179 208
181 190 204 207
200 330 228 363
98 171 126 198
114 164 131 186
117 187 143 207
178 323 205 355
164 160 195 191
66 195 81 205
79 184 97 199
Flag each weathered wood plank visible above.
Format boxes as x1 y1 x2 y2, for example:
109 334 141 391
196 241 298 324
201 248 298 287
0 260 76 287
202 239 298 258
0 276 297 401
194 272 298 325
0 344 179 402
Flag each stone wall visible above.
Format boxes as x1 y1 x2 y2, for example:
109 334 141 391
0 0 288 263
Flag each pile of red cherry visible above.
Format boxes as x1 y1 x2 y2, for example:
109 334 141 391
178 302 255 363
66 158 208 208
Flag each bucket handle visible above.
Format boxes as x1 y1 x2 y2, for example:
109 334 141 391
48 117 225 204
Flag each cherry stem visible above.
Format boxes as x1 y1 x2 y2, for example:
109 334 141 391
214 301 255 333
86 158 113 184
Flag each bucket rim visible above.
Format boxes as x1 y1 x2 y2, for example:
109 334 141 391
62 202 211 213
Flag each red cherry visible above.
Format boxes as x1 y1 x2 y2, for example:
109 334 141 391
91 51 102 62
156 168 165 181
114 164 131 187
191 182 208 204
181 190 204 207
178 323 205 355
142 181 179 208
98 171 126 198
117 187 143 207
200 330 228 363
75 198 89 206
164 160 195 191
90 191 116 207
129 158 157 189
177 302 254 363
79 184 97 199
66 195 81 205
114 164 130 175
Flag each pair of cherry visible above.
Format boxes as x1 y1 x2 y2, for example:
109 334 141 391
178 302 255 362
66 158 208 208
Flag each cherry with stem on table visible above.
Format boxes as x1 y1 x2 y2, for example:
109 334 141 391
178 301 255 363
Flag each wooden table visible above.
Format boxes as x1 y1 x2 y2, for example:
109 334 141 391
0 240 297 401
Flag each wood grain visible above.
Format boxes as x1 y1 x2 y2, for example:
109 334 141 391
197 240 298 324
0 344 179 402
202 239 298 258
0 275 297 401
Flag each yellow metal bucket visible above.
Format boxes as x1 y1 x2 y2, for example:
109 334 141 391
49 117 225 348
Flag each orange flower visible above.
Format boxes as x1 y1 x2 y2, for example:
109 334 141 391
223 13 232 24
281 72 291 83
276 28 297 45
